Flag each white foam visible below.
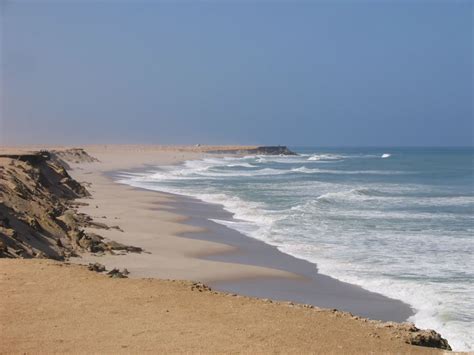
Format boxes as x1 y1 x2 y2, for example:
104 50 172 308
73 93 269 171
271 166 409 176
300 254 474 351
226 163 256 168
116 155 474 351
382 153 391 158
308 154 344 161
316 188 376 202
291 166 319 174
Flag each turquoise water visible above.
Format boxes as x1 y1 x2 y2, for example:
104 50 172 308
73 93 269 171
119 147 473 351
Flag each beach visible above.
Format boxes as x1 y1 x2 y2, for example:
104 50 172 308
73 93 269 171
1 258 446 354
3 1 470 352
0 145 452 353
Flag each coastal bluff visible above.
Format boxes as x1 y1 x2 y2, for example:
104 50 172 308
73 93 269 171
0 145 452 353
0 148 140 259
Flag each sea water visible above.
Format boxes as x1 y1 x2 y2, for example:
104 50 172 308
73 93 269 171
118 147 473 351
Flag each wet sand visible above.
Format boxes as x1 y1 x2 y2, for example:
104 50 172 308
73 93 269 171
1 145 450 353
71 146 413 322
147 190 412 322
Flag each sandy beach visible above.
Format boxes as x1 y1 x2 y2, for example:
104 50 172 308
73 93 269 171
0 145 452 353
67 145 301 282
1 258 446 354
3 1 470 351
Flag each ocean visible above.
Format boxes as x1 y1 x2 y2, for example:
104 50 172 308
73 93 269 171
118 147 473 351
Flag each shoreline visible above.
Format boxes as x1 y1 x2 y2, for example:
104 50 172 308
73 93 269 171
76 148 413 322
1 258 447 353
1 145 453 352
67 146 302 283
127 179 413 322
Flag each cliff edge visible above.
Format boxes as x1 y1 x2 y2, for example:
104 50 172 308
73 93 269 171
0 149 139 259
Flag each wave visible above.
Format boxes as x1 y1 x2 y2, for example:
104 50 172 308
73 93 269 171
283 168 407 177
285 248 474 351
316 188 380 203
307 153 386 161
116 152 474 351
128 157 411 181
226 163 257 168
290 166 319 174
382 153 391 158
302 188 474 208
255 156 310 164
121 166 411 182
198 168 290 177
308 154 344 161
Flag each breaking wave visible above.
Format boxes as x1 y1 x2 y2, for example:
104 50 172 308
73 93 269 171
308 154 344 161
117 148 474 351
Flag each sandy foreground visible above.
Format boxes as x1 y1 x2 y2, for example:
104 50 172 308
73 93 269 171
1 259 443 354
0 145 450 353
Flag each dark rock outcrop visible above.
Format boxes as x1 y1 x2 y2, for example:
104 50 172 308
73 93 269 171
107 268 128 278
0 149 140 260
252 146 297 155
88 262 106 272
402 324 451 350
379 322 451 351
208 146 297 156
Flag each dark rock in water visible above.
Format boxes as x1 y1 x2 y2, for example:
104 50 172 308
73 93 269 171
88 262 106 272
207 146 297 156
252 146 297 155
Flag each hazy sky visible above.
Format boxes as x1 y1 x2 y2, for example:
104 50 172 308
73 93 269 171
1 0 472 146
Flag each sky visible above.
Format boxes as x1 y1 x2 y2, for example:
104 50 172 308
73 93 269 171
1 0 472 147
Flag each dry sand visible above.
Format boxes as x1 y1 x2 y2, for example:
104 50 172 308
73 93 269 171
66 145 299 282
0 259 443 354
0 145 450 353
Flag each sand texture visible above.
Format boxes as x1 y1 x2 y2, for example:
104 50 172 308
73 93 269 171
0 259 447 354
0 145 451 353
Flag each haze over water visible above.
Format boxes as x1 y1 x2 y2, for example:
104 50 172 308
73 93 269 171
119 147 474 351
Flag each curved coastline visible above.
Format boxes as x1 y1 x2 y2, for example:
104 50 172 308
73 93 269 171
108 166 413 323
24 144 451 351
